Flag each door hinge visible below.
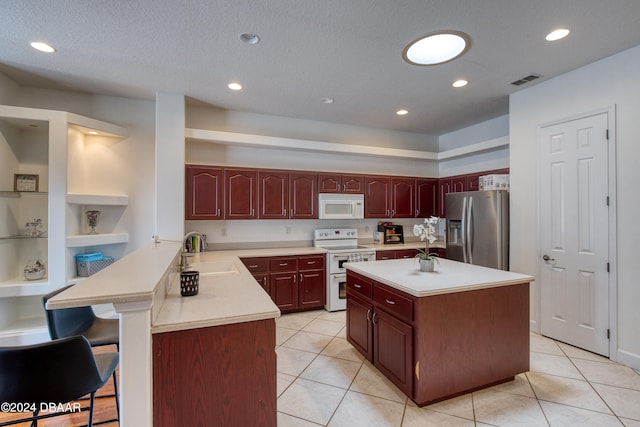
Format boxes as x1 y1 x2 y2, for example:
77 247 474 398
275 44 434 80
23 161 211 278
607 329 610 339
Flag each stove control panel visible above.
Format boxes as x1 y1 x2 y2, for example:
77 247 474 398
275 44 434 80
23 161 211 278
314 228 358 240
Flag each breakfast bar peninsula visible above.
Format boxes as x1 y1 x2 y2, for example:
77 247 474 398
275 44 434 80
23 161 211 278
345 258 534 406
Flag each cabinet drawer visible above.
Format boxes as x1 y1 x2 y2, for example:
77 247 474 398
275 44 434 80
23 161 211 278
395 249 418 259
269 257 298 272
374 285 413 322
298 255 325 271
346 273 373 300
241 257 269 273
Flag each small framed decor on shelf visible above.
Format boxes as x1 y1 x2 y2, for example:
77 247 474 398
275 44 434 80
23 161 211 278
14 174 39 192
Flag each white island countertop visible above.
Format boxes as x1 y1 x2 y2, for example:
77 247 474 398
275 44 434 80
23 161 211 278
346 258 534 297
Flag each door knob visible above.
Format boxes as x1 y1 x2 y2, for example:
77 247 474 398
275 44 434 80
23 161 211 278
542 254 555 262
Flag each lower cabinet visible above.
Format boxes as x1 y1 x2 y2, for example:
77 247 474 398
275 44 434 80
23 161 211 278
376 248 419 260
153 319 277 427
241 255 325 313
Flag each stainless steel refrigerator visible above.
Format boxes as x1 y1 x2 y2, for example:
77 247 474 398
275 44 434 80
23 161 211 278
445 190 509 270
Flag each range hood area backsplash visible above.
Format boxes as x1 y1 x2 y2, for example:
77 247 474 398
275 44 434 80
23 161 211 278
185 218 446 251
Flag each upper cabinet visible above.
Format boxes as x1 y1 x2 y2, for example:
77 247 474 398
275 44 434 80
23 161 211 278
318 174 364 194
225 168 258 219
415 179 438 218
364 176 415 219
185 166 223 220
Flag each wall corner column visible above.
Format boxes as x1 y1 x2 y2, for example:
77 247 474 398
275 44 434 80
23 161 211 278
155 92 185 241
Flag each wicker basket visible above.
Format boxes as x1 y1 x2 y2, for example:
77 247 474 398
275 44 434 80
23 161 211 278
76 256 115 277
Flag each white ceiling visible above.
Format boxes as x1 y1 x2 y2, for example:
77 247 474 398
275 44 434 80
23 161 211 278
2 0 640 137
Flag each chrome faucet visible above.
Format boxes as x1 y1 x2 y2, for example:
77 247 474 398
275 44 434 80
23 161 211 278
180 231 207 270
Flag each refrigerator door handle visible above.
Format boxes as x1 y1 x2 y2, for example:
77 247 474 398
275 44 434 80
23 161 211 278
461 196 468 263
467 196 473 265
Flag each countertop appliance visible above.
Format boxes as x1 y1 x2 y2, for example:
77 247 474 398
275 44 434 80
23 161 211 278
446 190 509 270
378 224 404 244
318 193 364 220
314 228 376 311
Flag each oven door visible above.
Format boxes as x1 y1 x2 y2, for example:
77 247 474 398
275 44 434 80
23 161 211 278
330 251 376 273
327 273 347 311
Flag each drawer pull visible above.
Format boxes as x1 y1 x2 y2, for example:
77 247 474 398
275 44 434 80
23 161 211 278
279 263 289 267
354 284 362 289
249 264 259 268
415 360 420 380
307 261 316 265
385 299 396 305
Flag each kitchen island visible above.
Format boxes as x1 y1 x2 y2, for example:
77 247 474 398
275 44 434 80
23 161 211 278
345 258 534 406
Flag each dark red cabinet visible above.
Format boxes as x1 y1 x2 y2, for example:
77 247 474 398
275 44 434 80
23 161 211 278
259 171 317 219
364 176 391 218
225 168 258 219
415 179 438 218
185 166 223 220
390 178 415 218
318 174 364 194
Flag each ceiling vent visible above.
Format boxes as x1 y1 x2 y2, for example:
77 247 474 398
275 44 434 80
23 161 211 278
510 73 543 86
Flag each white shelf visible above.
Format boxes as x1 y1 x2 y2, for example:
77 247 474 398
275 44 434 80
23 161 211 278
0 316 49 345
0 277 51 297
66 232 129 247
67 193 129 206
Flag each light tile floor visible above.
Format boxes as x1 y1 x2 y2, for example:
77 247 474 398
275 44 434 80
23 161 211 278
275 309 640 427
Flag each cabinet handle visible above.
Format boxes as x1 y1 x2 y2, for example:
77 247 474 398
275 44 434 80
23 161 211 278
251 208 255 216
343 184 346 191
249 264 259 268
353 283 362 289
371 311 377 325
283 209 286 216
307 261 316 265
366 308 371 322
293 274 297 283
299 273 303 283
217 208 221 216
385 299 396 305
415 209 419 217
386 209 390 217
415 360 420 381
290 209 293 218
279 263 289 267
262 277 267 286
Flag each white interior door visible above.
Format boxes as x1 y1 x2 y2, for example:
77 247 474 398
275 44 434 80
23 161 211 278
539 112 610 356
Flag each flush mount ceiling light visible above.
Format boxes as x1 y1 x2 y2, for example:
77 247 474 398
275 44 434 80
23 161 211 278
240 33 260 45
402 31 470 66
396 109 409 116
452 79 468 88
546 28 570 41
30 41 56 53
321 98 334 104
227 82 243 91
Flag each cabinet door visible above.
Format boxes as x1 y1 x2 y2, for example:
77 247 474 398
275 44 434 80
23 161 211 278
373 308 413 396
342 175 364 194
451 175 467 193
390 178 415 218
290 173 317 219
465 173 483 192
415 179 437 218
225 169 258 219
270 272 298 311
298 269 325 308
437 178 451 218
185 166 223 220
346 295 373 361
364 176 391 218
259 170 288 219
317 174 341 193
253 273 269 294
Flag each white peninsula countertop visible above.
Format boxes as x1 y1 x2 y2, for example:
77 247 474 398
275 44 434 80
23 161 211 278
346 258 534 297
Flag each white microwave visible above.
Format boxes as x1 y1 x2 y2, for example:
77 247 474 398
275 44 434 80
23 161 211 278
318 193 365 219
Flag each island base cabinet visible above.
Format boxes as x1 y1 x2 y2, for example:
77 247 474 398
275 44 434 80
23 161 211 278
346 295 373 360
373 308 413 396
152 319 277 427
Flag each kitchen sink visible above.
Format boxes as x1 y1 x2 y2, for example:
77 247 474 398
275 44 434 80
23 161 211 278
188 261 239 275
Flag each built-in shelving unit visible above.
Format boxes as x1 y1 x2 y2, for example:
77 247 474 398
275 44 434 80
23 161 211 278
0 105 128 345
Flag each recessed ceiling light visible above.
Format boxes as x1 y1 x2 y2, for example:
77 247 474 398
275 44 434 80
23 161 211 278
546 28 570 41
403 31 470 66
88 131 99 135
452 79 468 88
227 82 243 91
240 33 260 45
321 98 334 104
30 41 56 53
396 109 409 116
